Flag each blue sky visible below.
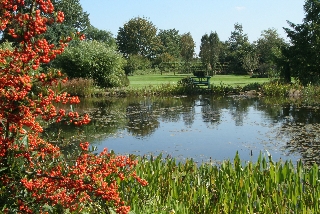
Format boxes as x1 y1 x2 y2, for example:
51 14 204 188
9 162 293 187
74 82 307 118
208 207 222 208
80 0 305 54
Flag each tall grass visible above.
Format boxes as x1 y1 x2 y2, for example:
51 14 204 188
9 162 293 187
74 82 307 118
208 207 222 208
53 78 96 97
118 153 320 214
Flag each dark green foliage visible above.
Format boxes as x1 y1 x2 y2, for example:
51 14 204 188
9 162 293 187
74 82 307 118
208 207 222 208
180 32 195 63
255 28 286 78
225 23 252 75
283 0 320 85
124 54 151 75
157 29 181 59
45 0 90 45
84 25 117 47
199 31 222 75
116 17 160 59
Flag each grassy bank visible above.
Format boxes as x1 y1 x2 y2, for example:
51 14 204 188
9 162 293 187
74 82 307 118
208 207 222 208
128 73 269 88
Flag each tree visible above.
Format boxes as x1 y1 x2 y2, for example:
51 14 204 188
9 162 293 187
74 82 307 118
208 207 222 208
180 32 195 64
242 48 259 76
53 40 127 88
199 31 222 75
85 25 117 47
116 17 160 59
0 1 146 213
255 28 286 78
124 54 151 75
157 29 181 59
226 23 251 74
283 0 320 85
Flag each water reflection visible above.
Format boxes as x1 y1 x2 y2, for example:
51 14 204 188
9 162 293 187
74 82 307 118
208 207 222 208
43 95 320 165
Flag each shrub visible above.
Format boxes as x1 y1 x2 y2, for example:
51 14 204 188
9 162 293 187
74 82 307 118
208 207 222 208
53 40 127 88
261 81 293 96
242 82 262 92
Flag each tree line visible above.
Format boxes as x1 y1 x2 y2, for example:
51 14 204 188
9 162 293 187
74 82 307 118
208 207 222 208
1 0 319 87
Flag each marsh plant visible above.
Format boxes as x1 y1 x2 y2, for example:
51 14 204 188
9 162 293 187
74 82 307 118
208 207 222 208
120 153 320 214
53 78 97 97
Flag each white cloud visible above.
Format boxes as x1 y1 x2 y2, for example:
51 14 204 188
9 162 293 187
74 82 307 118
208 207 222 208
235 6 246 11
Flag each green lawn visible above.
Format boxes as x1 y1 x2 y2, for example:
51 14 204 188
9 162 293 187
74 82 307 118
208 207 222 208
128 73 269 88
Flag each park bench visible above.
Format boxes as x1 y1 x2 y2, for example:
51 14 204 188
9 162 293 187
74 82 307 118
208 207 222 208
191 76 211 88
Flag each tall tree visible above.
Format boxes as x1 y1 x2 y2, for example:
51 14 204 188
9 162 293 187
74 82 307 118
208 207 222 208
255 28 286 78
199 31 221 74
283 0 320 85
226 23 251 74
157 29 181 59
46 0 90 44
116 17 160 59
180 32 195 63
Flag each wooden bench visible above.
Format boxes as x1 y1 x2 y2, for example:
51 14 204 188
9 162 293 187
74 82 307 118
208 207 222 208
191 76 211 88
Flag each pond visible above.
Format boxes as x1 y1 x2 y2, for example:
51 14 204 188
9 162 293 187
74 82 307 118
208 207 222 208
46 95 320 165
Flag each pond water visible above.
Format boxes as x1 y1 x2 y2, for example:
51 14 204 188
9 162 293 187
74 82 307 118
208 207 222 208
47 95 320 165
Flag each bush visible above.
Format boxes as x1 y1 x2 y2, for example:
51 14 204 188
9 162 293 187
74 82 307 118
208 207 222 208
242 82 262 91
177 77 193 87
53 40 127 88
261 81 292 96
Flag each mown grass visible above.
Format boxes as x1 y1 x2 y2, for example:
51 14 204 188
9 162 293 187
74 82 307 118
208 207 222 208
116 152 320 214
128 73 269 88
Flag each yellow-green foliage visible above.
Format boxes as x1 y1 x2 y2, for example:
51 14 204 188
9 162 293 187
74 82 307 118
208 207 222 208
121 153 320 214
261 81 293 96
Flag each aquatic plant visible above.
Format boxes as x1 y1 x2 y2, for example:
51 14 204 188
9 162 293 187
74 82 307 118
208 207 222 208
120 153 320 213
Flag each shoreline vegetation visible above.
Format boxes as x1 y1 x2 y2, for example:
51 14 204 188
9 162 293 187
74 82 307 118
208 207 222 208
60 73 318 99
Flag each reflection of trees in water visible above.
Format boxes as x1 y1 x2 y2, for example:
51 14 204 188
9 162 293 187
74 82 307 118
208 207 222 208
126 103 159 138
195 97 221 127
42 99 127 151
182 107 195 127
220 96 256 126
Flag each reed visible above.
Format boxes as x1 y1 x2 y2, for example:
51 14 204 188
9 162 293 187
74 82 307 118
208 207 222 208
54 78 96 97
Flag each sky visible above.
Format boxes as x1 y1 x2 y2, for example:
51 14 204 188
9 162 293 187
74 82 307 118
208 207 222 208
80 0 306 54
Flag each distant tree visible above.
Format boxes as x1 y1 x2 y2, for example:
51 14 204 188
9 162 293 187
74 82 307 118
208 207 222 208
180 32 195 63
157 29 181 58
255 28 286 78
116 17 160 59
124 54 151 75
242 48 259 76
85 25 117 47
283 0 320 85
199 31 222 75
226 23 251 74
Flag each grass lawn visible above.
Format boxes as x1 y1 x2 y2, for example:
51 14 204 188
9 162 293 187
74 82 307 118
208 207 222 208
127 73 269 88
